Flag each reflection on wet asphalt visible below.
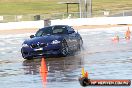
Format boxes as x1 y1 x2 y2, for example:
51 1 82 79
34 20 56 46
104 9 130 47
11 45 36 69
0 27 132 88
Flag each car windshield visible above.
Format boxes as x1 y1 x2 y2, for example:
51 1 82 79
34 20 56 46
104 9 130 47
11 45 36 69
35 27 52 37
53 26 67 34
35 26 68 37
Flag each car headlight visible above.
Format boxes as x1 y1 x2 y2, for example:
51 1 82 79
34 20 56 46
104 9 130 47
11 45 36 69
22 44 29 47
51 40 60 44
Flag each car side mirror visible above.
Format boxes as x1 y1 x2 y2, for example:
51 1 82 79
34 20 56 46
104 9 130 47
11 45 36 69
30 35 35 38
68 31 75 34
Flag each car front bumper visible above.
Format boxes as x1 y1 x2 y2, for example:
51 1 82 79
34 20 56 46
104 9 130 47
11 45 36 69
21 44 62 58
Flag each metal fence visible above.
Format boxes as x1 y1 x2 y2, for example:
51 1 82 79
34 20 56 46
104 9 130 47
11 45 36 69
0 10 132 22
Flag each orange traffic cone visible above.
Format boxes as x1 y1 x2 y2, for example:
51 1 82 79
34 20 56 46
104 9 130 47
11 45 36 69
112 35 119 43
40 57 47 73
125 27 131 40
112 35 119 41
40 57 48 88
84 71 88 78
81 67 89 78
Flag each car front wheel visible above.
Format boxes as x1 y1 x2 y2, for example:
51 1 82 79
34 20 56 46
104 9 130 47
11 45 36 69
21 49 33 60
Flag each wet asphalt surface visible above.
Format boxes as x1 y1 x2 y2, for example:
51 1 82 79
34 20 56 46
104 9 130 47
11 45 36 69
0 27 132 88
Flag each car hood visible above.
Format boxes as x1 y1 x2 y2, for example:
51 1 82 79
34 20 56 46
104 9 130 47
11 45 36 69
24 35 63 45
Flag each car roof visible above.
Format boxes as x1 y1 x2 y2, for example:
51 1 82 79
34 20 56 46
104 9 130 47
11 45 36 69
52 25 69 27
40 25 70 30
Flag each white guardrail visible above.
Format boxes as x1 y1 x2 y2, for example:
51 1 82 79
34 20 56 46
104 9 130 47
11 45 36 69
0 16 132 30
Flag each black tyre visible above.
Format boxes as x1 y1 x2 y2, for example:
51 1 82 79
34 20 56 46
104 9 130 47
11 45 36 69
77 39 83 50
79 77 90 87
21 49 33 60
24 56 33 60
60 40 69 56
22 53 33 60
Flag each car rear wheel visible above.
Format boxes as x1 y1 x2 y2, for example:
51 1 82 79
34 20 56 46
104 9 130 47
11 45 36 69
60 40 69 56
77 39 83 50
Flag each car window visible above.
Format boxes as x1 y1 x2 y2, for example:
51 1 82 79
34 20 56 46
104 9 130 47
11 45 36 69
53 26 67 34
68 27 75 32
35 30 43 37
42 27 52 36
35 27 52 37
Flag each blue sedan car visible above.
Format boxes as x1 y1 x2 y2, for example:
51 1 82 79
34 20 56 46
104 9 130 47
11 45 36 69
21 25 83 59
